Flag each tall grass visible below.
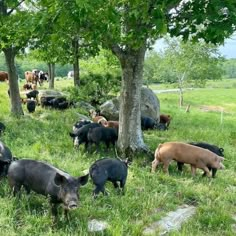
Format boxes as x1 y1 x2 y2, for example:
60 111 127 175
0 80 236 235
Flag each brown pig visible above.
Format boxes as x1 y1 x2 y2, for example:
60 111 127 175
151 142 224 177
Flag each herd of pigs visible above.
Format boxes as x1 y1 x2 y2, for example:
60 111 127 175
0 110 225 220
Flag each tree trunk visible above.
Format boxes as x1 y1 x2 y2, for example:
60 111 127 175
113 46 150 158
72 39 80 87
48 63 55 89
3 48 24 117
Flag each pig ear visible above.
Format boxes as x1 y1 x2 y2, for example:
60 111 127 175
54 173 67 186
78 174 89 186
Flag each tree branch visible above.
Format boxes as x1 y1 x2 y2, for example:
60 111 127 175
7 0 26 15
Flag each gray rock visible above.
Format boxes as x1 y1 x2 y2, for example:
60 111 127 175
143 205 196 235
75 101 95 112
88 219 109 232
100 87 160 121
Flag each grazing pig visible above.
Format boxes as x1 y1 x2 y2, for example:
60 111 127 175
152 142 224 177
73 120 92 131
87 127 118 153
89 158 128 197
177 142 224 177
159 114 171 128
26 100 36 113
141 116 158 130
8 159 89 217
0 122 6 135
0 141 13 177
40 96 55 108
69 123 101 149
102 120 119 129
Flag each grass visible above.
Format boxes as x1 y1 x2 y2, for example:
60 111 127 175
0 79 236 235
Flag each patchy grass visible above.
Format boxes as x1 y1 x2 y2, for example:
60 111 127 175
0 79 236 235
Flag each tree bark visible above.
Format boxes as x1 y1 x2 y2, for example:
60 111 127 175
113 45 150 158
72 39 80 87
3 48 24 117
48 63 55 89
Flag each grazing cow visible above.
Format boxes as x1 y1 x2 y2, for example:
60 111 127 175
177 142 225 177
0 122 6 135
87 127 118 153
0 71 8 82
141 115 158 130
89 158 128 197
69 123 101 149
152 142 224 177
26 100 36 113
0 141 13 178
8 159 89 217
160 114 172 129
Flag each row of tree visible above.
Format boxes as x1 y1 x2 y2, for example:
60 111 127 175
1 0 236 157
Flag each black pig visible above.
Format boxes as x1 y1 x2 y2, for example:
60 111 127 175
8 159 89 217
0 141 13 177
89 158 128 197
87 127 118 153
26 100 36 113
69 123 101 149
141 116 158 130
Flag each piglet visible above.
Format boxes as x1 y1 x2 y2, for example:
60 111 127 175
89 158 128 198
8 159 89 217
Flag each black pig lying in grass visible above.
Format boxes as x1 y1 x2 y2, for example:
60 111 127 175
89 158 129 198
8 159 89 217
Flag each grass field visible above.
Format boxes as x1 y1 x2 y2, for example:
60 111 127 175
0 79 236 235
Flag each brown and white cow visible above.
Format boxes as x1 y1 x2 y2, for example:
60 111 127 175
152 142 224 177
0 71 8 82
25 70 40 85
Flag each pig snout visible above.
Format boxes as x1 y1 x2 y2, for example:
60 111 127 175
219 162 225 169
64 198 78 210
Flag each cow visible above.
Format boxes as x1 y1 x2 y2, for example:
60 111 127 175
89 158 129 198
152 142 225 178
8 159 89 218
0 71 8 82
25 70 39 85
39 71 48 85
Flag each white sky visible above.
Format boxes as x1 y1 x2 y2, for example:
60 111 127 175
154 33 236 59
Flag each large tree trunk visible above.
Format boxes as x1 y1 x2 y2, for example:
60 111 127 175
72 39 80 87
3 48 24 117
48 63 55 89
112 45 150 158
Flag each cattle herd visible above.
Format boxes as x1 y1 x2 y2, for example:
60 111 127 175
0 104 225 221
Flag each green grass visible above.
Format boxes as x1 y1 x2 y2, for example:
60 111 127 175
0 79 236 235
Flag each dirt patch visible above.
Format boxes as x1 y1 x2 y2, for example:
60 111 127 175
199 105 225 113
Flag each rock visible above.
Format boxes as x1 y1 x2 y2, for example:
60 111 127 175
100 97 120 120
88 219 109 232
75 101 95 113
100 87 160 121
38 90 65 99
142 205 196 235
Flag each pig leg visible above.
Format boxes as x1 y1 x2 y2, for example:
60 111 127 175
151 159 159 173
201 166 211 177
50 201 58 217
120 179 126 195
112 181 119 189
163 160 171 174
177 162 184 172
93 184 107 198
211 168 217 178
191 165 196 176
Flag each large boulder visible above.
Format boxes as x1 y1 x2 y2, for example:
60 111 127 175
100 87 160 121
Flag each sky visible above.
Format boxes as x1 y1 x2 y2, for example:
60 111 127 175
154 33 236 59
